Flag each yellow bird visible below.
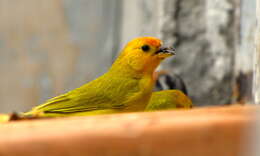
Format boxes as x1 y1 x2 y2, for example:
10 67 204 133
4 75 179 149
24 37 175 117
146 90 192 111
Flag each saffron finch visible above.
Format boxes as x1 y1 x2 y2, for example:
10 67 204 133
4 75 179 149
24 37 175 117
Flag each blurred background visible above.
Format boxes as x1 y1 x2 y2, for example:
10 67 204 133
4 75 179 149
0 0 256 113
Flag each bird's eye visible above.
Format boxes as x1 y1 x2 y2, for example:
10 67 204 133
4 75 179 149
141 45 150 52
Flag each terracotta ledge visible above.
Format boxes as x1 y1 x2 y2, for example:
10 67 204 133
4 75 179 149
0 105 258 156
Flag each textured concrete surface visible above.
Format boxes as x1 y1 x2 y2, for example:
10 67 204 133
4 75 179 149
159 0 240 106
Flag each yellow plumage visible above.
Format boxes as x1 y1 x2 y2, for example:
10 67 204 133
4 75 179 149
146 90 192 111
0 114 10 122
24 37 175 117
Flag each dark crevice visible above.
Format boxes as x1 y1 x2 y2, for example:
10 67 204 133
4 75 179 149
234 72 253 104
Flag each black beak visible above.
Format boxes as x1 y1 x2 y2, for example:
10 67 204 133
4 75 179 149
155 47 176 55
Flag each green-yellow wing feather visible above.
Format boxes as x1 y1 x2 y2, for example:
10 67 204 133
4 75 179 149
25 74 140 116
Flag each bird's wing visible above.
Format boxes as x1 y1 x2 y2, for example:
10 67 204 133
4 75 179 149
32 88 123 114
31 76 139 114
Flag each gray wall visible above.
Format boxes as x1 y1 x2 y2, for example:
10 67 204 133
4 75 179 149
0 0 121 112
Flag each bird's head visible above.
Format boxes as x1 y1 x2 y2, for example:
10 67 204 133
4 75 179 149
113 37 175 75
